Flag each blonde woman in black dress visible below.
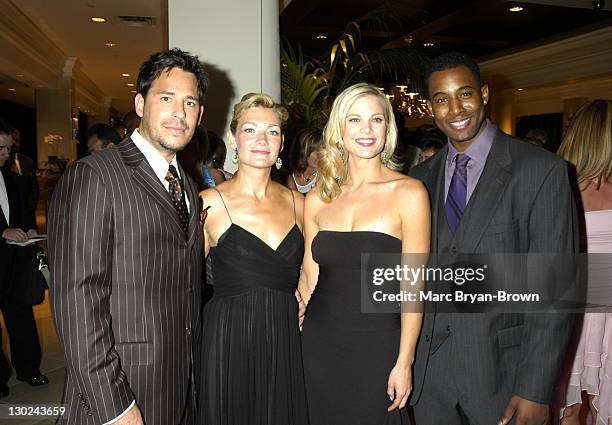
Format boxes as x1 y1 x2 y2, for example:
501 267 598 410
299 83 430 424
198 93 308 425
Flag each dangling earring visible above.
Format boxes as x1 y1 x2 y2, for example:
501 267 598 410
232 148 239 164
381 151 389 164
275 157 282 170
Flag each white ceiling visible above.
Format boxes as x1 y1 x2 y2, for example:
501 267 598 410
1 0 165 115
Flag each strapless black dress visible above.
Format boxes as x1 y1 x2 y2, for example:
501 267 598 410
302 231 409 425
198 223 309 425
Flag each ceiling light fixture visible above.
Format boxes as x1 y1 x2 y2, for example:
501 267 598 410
127 83 134 86
517 88 524 91
91 17 106 23
105 42 116 47
122 73 131 77
423 42 434 47
316 35 327 39
130 90 137 94
8 88 16 92
509 6 524 12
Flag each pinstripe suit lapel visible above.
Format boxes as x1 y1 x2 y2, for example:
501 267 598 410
456 130 512 251
119 138 185 235
179 161 200 247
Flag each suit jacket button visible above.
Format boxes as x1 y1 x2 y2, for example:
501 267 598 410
451 246 457 254
185 327 191 335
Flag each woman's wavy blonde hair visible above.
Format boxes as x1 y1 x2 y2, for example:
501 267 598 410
317 83 400 202
557 99 612 188
229 93 289 134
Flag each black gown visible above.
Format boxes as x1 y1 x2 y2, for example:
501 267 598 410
198 192 308 425
301 231 410 425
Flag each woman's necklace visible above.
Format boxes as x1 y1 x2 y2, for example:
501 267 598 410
301 168 317 183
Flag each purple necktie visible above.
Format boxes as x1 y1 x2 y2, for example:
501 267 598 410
445 153 470 234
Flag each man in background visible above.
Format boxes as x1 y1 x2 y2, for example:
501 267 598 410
0 118 48 398
9 127 39 214
86 122 121 154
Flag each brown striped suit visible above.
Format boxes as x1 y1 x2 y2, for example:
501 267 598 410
48 137 202 424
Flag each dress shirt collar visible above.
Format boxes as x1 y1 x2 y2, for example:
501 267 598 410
131 129 181 186
446 119 496 166
0 170 9 224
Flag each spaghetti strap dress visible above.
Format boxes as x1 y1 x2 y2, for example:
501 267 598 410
197 189 308 425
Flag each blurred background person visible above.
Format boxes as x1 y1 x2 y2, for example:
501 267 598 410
287 127 323 194
8 126 39 217
123 110 141 137
197 93 307 424
418 126 447 163
525 128 550 148
86 123 121 154
0 118 48 398
558 99 612 425
178 126 221 191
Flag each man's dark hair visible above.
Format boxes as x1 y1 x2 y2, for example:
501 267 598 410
87 123 121 147
0 117 13 135
425 52 482 98
137 48 208 104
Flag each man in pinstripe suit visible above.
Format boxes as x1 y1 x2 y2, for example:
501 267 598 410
48 49 206 425
409 53 578 425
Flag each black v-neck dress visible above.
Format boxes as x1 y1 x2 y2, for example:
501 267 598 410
197 190 308 425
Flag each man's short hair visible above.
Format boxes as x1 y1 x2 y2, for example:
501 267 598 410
137 48 209 104
425 52 482 98
0 117 13 136
87 123 121 147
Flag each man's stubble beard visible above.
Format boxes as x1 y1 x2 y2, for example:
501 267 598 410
141 121 192 155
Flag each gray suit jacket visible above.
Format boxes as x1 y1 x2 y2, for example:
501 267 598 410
48 138 202 424
409 129 579 406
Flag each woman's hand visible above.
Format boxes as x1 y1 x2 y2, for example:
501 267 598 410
387 363 412 412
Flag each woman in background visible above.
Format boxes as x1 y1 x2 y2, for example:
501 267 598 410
287 127 323 194
558 99 612 425
298 83 429 424
198 93 308 425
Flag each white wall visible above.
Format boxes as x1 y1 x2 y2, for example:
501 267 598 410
169 0 281 172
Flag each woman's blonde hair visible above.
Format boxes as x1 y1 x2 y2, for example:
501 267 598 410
557 99 612 188
229 93 289 134
318 83 400 202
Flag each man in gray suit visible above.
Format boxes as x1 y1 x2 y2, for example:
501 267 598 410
409 52 578 425
48 49 206 424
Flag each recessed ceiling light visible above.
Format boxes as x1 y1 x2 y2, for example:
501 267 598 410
121 73 131 77
127 83 134 87
130 90 137 94
517 88 524 91
423 42 434 47
91 17 106 23
509 6 524 12
8 88 16 92
105 42 116 47
316 35 327 39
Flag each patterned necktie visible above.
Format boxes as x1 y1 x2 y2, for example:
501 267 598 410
445 153 470 234
165 164 189 236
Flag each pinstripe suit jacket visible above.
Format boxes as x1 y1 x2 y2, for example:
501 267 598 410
48 137 202 424
409 129 579 408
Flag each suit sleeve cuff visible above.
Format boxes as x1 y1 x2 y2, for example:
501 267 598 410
103 400 135 424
